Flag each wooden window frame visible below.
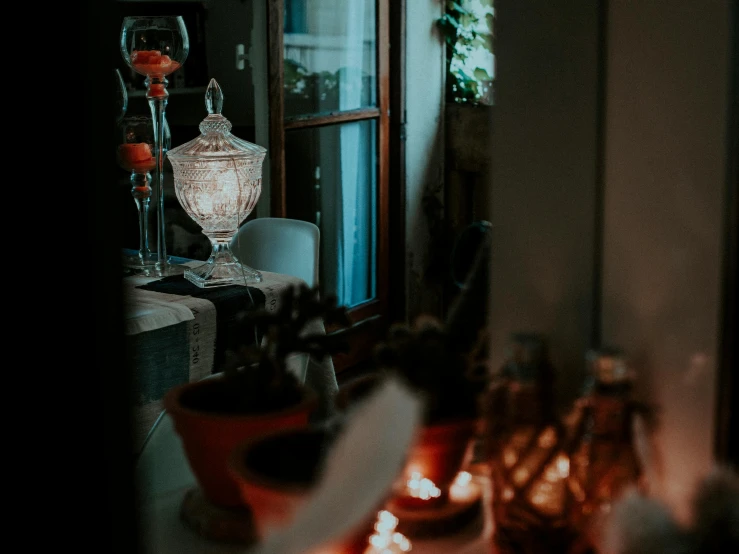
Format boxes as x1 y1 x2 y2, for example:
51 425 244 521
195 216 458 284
266 0 403 374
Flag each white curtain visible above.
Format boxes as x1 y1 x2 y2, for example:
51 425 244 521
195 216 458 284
312 0 375 307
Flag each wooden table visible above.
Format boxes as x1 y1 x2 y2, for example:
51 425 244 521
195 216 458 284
123 257 338 453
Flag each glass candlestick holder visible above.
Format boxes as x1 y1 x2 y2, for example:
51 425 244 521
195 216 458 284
117 115 159 273
167 79 267 288
120 15 189 277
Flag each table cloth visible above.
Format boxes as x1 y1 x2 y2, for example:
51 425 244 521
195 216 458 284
123 256 339 453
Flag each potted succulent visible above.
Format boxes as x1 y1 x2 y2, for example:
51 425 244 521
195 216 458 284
226 424 394 552
164 283 352 515
338 231 492 512
371 315 487 509
228 375 424 551
226 424 342 541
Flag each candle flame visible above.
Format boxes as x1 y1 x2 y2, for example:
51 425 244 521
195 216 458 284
449 471 476 502
503 448 518 467
537 427 557 448
365 510 411 553
454 471 472 487
405 471 441 500
556 454 570 477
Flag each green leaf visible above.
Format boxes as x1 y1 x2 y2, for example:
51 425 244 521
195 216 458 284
469 35 489 49
459 12 478 28
485 13 495 34
447 1 471 16
473 67 492 81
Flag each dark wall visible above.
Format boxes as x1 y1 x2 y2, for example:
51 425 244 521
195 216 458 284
87 0 141 552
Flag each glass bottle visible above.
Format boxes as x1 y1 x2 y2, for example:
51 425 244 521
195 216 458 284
484 333 575 554
567 347 644 553
120 15 190 276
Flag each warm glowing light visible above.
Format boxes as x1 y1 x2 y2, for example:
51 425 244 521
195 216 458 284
544 455 569 481
453 471 472 487
374 510 398 533
365 510 412 553
502 487 514 501
449 471 477 502
503 448 518 467
405 471 441 500
569 478 586 501
556 454 570 477
537 426 557 448
513 467 530 485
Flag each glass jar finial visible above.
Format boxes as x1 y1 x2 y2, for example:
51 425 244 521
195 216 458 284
205 78 223 115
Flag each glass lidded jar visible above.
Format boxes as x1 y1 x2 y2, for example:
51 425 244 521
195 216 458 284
167 78 267 288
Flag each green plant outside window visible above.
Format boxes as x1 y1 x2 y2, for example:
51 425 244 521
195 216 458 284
437 0 495 105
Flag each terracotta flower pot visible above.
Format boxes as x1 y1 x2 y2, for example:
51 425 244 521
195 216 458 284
392 417 478 509
164 376 317 508
228 425 385 550
338 374 479 509
227 426 330 538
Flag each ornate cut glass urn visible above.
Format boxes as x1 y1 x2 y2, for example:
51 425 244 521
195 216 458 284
167 78 267 288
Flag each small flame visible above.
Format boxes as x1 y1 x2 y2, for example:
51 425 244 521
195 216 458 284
513 467 530 485
405 471 441 500
449 471 477 502
537 427 557 448
503 448 518 467
365 510 411 553
556 454 570 477
453 471 472 487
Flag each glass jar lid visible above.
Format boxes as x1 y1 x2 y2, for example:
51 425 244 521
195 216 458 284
167 78 267 162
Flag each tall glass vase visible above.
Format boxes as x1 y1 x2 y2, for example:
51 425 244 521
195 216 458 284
120 15 190 276
117 115 172 274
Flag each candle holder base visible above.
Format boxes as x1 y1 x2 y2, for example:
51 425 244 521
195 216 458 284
156 258 188 277
184 260 262 288
121 252 158 275
385 480 483 539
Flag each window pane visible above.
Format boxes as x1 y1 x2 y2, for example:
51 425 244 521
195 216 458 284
284 0 377 118
285 120 378 308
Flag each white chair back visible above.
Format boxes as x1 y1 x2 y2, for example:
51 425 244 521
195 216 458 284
230 217 320 287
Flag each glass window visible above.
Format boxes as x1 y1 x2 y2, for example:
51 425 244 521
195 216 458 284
284 0 377 118
285 120 378 307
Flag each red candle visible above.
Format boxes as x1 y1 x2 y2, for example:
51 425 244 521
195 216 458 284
131 49 182 78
